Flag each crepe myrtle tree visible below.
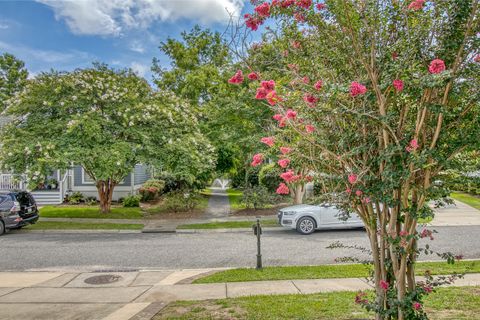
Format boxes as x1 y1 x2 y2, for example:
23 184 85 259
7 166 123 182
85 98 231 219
0 64 215 213
230 0 480 319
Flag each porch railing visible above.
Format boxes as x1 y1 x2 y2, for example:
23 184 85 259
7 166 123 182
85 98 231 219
0 174 25 190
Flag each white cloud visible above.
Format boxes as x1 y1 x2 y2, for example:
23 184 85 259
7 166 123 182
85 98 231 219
130 62 148 77
36 0 245 36
0 24 8 30
129 40 145 53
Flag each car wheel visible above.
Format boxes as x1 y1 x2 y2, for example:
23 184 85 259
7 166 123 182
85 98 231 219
0 220 5 236
296 216 316 235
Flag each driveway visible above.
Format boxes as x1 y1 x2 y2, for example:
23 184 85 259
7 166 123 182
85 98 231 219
430 200 480 226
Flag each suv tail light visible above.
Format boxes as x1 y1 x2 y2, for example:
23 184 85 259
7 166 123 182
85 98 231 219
11 201 21 213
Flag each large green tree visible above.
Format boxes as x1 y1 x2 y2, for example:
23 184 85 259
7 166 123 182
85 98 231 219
235 0 480 319
0 53 28 111
0 64 214 213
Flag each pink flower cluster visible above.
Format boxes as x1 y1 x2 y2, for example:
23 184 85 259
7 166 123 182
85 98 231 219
428 59 446 74
406 139 419 153
314 80 323 90
305 124 315 133
303 94 318 107
280 169 302 183
380 280 389 291
251 153 263 167
316 3 326 10
278 158 291 168
420 228 434 240
280 146 292 155
228 70 244 84
261 136 275 147
475 55 480 63
244 13 263 31
350 81 367 97
248 72 259 80
348 174 358 184
393 79 404 92
355 292 369 305
256 80 276 99
408 0 425 11
276 182 290 194
413 302 422 310
254 2 271 17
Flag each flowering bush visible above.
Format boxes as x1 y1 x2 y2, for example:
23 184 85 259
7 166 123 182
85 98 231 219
230 0 479 319
139 179 166 201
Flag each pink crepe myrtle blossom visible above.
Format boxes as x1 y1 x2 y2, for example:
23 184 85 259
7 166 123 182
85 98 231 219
413 302 422 310
355 190 363 196
273 114 283 121
276 182 290 195
261 80 275 91
254 2 271 17
248 72 259 80
255 87 268 99
294 13 305 23
302 76 310 84
305 175 313 182
260 137 275 147
314 80 323 90
348 174 358 184
362 197 371 204
406 139 419 152
251 153 264 167
286 109 297 119
287 63 299 72
244 14 263 31
420 228 434 240
408 0 425 11
228 70 244 84
475 55 480 63
350 81 367 97
316 3 326 10
280 0 295 8
393 79 404 92
346 188 352 194
423 286 433 293
291 40 301 49
305 124 315 133
303 94 318 107
428 59 446 74
380 280 389 291
392 52 399 60
399 230 408 237
278 158 291 168
266 90 281 106
280 147 292 155
278 117 287 127
296 0 312 9
280 170 301 183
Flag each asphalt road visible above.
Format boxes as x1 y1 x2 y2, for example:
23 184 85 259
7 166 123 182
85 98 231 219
1 226 479 271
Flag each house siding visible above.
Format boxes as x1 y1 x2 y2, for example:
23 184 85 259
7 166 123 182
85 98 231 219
73 165 131 187
134 164 150 185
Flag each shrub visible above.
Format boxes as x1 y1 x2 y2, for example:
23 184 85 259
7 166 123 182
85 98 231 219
68 191 84 204
139 179 165 201
85 196 97 206
259 163 283 192
241 185 273 210
122 194 141 207
155 172 182 193
163 191 200 212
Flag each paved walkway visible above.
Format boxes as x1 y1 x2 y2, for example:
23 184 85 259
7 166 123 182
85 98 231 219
0 269 479 320
203 187 231 218
430 200 480 226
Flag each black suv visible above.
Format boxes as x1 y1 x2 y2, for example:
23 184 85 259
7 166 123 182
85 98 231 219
0 191 39 235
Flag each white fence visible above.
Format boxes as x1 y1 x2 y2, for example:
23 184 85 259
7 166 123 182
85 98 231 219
0 174 25 190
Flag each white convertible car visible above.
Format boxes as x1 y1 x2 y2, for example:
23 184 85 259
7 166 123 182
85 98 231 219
278 203 364 234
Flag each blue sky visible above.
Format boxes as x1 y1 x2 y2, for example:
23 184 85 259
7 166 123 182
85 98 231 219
0 0 254 82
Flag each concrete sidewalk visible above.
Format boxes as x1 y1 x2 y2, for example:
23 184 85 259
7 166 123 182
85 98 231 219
431 200 480 226
1 269 480 320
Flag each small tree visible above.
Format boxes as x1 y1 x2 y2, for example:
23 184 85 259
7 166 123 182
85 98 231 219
231 1 479 319
0 64 214 213
0 53 28 111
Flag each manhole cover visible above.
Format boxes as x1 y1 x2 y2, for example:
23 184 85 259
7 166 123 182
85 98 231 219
84 274 122 285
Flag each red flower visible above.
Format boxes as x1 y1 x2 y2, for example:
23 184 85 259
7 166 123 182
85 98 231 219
280 0 295 8
286 109 297 119
355 190 363 196
296 0 312 9
255 87 268 99
399 230 408 237
423 286 433 293
475 55 480 63
428 59 446 74
266 90 281 106
303 94 318 107
294 13 305 23
393 79 404 92
392 52 399 60
413 302 422 310
380 280 389 291
280 147 292 155
302 76 310 84
346 188 352 194
261 80 275 91
248 72 259 80
348 174 357 184
260 137 275 147
405 139 419 153
314 80 323 90
251 153 264 167
350 81 367 97
244 14 263 31
278 158 291 169
408 0 425 11
276 182 290 195
254 2 271 17
305 124 315 133
273 114 283 121
228 70 244 84
316 3 326 10
291 40 301 49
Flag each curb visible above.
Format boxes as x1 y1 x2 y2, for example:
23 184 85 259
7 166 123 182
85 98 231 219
12 229 142 234
176 227 284 233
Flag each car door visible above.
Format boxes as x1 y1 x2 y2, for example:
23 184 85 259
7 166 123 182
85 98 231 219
317 204 343 227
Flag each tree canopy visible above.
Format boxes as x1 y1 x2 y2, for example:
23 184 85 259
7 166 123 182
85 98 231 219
0 53 28 112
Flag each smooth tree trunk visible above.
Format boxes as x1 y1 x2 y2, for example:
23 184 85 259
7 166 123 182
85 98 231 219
292 183 305 204
96 179 116 214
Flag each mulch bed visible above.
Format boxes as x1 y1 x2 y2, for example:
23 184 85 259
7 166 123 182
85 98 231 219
229 204 290 217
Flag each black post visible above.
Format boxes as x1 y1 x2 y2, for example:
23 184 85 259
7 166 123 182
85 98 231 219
256 218 262 270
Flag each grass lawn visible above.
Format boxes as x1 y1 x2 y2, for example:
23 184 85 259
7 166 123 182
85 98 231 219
194 260 480 284
25 221 144 230
226 188 244 210
451 192 480 211
39 206 143 219
154 286 480 320
177 219 279 230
